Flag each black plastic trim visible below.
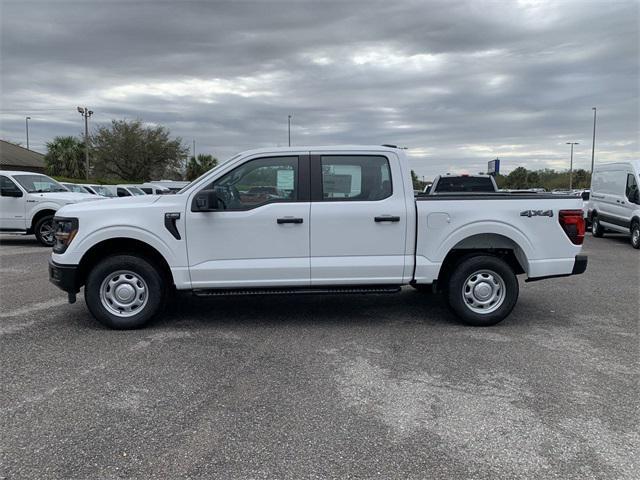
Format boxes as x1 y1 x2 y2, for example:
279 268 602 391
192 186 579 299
417 194 578 201
598 212 630 228
49 259 80 294
164 212 181 240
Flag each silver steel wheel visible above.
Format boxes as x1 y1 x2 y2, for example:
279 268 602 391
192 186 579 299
462 269 506 315
632 225 640 247
99 270 148 318
39 220 55 244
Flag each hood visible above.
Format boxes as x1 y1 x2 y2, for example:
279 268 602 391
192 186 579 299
56 194 162 216
34 191 104 203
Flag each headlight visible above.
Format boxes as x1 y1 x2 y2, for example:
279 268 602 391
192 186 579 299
53 217 79 254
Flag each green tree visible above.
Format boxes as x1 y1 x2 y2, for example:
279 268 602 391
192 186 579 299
91 120 188 181
186 154 218 180
506 167 529 189
44 136 86 178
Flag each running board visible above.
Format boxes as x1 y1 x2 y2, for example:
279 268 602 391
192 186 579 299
192 285 402 297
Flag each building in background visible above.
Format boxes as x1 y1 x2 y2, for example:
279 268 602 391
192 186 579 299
0 140 45 173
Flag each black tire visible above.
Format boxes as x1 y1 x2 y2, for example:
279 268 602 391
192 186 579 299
34 215 55 246
631 221 640 249
446 255 519 327
85 255 166 329
592 214 604 237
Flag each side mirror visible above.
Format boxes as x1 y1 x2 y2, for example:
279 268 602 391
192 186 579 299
1 187 23 197
191 189 220 212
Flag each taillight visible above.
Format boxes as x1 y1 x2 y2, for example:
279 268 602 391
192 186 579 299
559 209 585 245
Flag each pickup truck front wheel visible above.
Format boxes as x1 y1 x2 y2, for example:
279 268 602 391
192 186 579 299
447 255 518 326
85 255 165 329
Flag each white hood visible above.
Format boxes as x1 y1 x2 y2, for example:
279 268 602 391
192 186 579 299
33 191 104 204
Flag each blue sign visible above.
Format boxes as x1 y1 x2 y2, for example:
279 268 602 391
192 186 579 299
488 158 500 176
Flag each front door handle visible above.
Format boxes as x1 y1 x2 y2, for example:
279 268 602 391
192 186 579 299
277 217 304 224
375 216 400 222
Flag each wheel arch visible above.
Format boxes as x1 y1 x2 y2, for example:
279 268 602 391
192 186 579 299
77 238 175 290
435 233 528 292
30 208 56 231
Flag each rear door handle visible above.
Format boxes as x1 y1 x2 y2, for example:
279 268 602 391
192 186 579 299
375 216 400 222
277 217 304 224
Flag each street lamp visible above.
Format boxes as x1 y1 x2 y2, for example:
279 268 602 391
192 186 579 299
77 106 93 180
288 114 292 147
566 142 579 190
590 107 597 176
25 116 31 150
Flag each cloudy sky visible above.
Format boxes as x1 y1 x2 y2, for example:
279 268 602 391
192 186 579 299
1 0 638 178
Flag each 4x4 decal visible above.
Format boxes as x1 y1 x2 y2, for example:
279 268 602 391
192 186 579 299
520 209 553 218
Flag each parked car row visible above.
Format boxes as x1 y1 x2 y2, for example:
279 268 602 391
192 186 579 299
0 171 190 245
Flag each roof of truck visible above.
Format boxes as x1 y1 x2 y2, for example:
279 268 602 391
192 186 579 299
236 145 403 156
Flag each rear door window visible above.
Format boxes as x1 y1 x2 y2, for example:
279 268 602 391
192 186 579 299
320 155 392 201
434 176 495 193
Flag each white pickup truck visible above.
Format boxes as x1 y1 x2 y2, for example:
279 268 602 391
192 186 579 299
0 170 102 245
48 146 587 329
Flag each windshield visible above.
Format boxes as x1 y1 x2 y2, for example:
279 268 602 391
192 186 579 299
127 186 146 196
90 185 116 197
14 174 67 193
63 183 89 193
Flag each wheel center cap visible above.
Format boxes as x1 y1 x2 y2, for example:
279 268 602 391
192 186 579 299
115 284 135 302
474 282 492 300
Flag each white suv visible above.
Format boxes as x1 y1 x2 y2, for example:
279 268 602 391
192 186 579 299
0 170 102 246
590 160 640 249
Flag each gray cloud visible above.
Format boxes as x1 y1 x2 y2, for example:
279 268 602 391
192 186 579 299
1 0 638 178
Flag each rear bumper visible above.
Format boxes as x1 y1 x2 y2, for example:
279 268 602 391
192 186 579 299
526 254 587 282
49 259 80 298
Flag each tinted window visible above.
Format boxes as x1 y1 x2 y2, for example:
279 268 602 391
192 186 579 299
320 155 391 201
626 174 639 202
1 175 21 192
117 188 131 197
141 187 153 194
434 176 495 193
211 156 298 210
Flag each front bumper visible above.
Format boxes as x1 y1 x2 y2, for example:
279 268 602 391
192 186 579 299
49 259 80 302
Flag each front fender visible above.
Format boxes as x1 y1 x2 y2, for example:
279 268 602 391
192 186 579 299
53 225 177 267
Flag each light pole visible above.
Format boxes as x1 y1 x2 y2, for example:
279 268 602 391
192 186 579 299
77 107 93 180
566 142 578 190
590 107 597 176
288 114 292 147
25 116 31 150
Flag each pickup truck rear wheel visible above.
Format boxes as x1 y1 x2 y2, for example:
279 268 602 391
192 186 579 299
447 255 518 326
85 255 165 329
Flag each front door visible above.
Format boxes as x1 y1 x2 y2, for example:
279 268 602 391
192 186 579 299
0 175 26 230
309 152 408 285
186 154 310 288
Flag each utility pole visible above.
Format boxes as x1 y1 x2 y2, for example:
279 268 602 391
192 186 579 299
25 116 31 150
590 107 597 175
566 142 578 190
77 106 93 180
288 114 292 147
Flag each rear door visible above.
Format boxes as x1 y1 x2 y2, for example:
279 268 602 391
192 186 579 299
309 151 408 285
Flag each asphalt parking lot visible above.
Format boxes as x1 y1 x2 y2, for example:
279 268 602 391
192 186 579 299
0 234 638 479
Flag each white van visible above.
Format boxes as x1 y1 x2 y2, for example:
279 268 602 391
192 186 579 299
589 160 640 249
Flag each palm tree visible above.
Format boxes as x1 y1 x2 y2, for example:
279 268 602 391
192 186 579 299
44 136 85 178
